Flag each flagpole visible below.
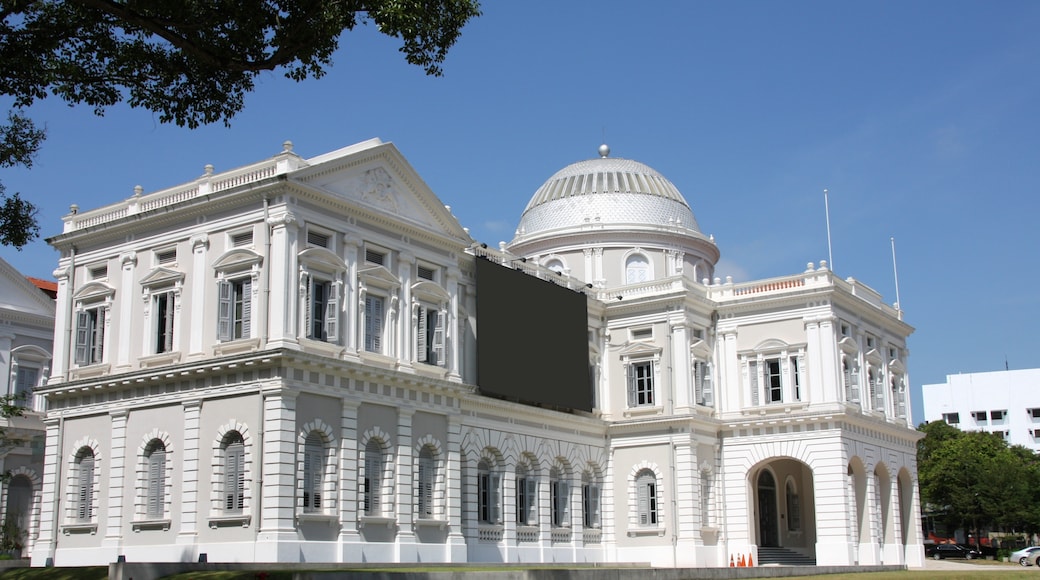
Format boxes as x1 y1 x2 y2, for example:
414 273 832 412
824 189 833 271
891 237 902 316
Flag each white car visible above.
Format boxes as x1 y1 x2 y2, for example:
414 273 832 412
1010 546 1040 566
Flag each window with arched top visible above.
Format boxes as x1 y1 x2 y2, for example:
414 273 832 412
416 446 437 518
786 478 801 531
545 259 565 274
515 462 537 526
75 448 95 522
581 470 600 529
625 254 650 284
550 465 569 528
477 458 501 524
363 439 386 516
144 439 167 519
302 431 325 512
635 469 658 526
223 431 245 513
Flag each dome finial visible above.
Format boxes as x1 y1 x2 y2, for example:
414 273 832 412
598 143 610 158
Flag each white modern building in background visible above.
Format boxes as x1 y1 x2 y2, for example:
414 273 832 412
26 138 924 568
922 369 1040 451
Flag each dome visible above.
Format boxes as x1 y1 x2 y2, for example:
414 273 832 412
512 146 701 242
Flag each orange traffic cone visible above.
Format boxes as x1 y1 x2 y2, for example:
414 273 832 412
729 554 735 567
738 554 745 567
748 553 754 567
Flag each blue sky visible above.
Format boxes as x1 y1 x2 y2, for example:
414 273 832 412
2 1 1038 424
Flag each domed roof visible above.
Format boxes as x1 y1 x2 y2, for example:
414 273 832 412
513 145 701 241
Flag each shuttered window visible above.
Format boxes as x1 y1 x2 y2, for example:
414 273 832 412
635 470 658 526
145 441 166 519
417 447 436 518
363 440 384 515
302 432 324 512
224 432 245 513
77 449 95 521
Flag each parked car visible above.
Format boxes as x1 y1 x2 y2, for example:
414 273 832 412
926 544 983 560
1011 546 1040 566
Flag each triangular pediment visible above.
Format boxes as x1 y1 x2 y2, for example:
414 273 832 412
619 342 662 357
73 281 115 302
0 256 55 318
139 267 185 288
290 141 472 243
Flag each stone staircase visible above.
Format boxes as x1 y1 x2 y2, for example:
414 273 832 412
756 546 818 566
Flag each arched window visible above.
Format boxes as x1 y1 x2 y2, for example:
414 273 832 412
477 459 501 524
515 463 536 525
550 465 569 527
625 254 650 284
302 431 325 512
223 431 245 513
363 439 385 516
635 469 658 526
545 259 565 274
581 471 600 529
417 446 436 518
785 478 801 531
144 439 167 519
75 448 95 522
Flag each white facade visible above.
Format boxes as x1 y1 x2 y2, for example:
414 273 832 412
31 139 925 568
0 256 54 558
922 369 1040 452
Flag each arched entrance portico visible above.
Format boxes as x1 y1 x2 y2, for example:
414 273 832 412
750 458 816 555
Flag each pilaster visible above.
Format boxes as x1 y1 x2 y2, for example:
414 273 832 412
116 252 136 369
265 212 299 348
177 401 202 544
189 234 209 356
338 399 360 544
30 418 60 566
258 391 298 542
102 410 129 549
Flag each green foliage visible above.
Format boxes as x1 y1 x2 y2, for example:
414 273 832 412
0 0 482 248
0 513 23 554
918 421 1040 536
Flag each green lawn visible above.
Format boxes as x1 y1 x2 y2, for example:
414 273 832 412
0 566 1036 580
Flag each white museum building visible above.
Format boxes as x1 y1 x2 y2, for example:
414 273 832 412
922 368 1040 452
26 138 925 568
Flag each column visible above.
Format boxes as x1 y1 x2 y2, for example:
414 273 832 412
343 236 361 357
188 234 209 357
116 252 136 369
177 401 201 544
0 333 13 396
670 321 692 410
265 212 299 348
397 252 415 366
102 410 128 549
445 268 462 382
716 330 738 412
49 264 72 384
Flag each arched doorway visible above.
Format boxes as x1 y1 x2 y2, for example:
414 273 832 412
757 470 779 547
750 457 816 557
